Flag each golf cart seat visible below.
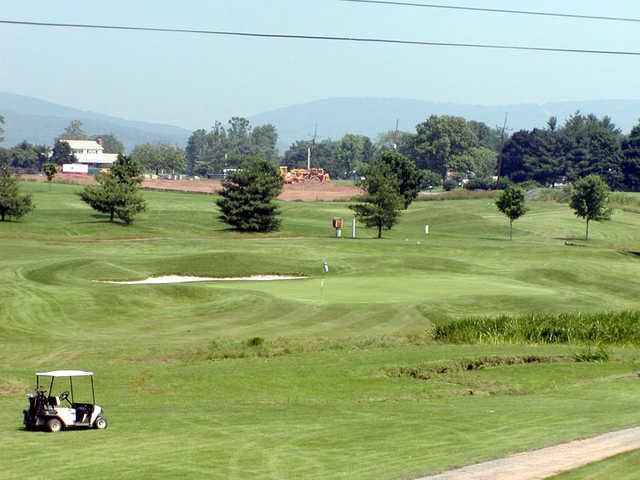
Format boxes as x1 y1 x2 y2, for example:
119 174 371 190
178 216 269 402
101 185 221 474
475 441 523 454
47 396 60 407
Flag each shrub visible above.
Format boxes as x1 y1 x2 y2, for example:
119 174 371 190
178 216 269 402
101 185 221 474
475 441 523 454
246 336 265 347
574 346 610 363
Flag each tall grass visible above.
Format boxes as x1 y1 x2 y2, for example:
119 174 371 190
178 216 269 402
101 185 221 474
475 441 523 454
610 192 640 213
417 190 499 201
432 311 640 345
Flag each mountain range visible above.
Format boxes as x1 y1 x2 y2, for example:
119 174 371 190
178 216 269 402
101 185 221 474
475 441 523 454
0 92 190 151
2 92 639 152
250 98 640 151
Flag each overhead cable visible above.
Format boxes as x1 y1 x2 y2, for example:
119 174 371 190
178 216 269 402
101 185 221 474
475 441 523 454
340 0 640 23
1 19 639 56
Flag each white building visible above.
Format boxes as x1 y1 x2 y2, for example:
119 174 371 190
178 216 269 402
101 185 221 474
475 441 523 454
60 139 119 166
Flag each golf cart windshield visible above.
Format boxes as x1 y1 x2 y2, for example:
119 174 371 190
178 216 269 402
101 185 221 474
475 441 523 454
36 370 96 404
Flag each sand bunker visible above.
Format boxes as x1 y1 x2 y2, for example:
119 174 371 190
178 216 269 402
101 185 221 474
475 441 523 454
104 275 306 285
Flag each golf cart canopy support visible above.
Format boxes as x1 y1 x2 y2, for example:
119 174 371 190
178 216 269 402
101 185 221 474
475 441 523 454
36 371 96 405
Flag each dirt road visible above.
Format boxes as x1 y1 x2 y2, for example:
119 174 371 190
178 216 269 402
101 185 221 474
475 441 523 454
22 174 361 201
417 427 640 480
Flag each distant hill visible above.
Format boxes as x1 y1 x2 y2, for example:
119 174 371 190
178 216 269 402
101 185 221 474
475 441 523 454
249 97 640 151
0 92 190 151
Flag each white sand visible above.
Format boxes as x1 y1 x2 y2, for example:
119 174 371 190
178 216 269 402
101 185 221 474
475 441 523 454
103 275 306 285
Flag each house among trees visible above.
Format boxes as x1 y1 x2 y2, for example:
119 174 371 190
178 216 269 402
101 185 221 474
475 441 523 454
61 139 119 166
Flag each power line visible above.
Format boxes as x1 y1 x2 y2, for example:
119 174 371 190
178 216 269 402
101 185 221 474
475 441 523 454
1 19 639 56
341 0 640 24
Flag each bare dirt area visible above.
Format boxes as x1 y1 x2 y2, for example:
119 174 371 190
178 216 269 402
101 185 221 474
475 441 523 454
418 427 640 480
23 174 361 201
278 181 361 201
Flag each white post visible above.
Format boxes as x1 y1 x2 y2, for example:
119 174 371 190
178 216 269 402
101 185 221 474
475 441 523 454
425 225 429 236
307 147 311 170
352 218 356 238
336 228 342 238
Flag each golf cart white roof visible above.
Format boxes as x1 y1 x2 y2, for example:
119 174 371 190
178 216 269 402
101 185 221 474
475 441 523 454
36 370 94 377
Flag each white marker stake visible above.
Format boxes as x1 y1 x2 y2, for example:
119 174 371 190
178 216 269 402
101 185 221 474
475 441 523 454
425 224 430 236
352 218 356 239
336 228 342 238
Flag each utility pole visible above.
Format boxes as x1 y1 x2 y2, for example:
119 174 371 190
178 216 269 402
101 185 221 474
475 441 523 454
307 123 318 170
393 118 399 151
496 113 509 181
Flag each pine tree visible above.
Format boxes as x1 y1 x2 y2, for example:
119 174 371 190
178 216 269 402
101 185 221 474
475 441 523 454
79 155 146 224
0 162 34 222
216 157 283 232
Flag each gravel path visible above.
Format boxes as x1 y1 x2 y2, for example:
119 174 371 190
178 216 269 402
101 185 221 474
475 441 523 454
417 427 640 480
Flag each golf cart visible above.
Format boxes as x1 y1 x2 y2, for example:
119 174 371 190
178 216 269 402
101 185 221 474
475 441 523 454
23 370 107 433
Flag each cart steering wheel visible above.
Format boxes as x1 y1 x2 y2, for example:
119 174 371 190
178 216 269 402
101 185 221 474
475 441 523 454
59 391 71 404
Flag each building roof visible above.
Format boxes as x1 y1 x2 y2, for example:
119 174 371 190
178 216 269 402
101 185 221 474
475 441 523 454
60 139 103 150
76 153 118 165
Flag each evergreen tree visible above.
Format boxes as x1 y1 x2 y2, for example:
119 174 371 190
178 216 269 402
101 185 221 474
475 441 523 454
216 157 283 232
621 122 640 191
50 140 75 165
79 154 146 224
349 163 403 238
569 174 612 240
0 162 34 222
495 185 528 240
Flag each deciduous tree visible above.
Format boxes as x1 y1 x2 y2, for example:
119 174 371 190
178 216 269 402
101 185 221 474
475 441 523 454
569 174 611 240
376 151 423 209
43 163 58 190
93 134 124 154
58 120 88 140
131 143 186 174
413 116 478 184
495 185 528 240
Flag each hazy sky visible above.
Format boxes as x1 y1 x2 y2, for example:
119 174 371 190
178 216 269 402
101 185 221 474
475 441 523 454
1 0 639 129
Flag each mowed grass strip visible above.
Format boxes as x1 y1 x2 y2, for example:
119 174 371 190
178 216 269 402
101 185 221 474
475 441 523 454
550 449 640 479
0 182 640 478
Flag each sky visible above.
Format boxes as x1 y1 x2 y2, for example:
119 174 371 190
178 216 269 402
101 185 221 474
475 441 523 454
1 0 640 129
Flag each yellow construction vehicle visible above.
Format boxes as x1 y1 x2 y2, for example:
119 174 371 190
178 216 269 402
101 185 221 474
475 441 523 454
279 166 330 184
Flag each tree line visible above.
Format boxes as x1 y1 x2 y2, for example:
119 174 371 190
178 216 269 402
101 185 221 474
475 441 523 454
3 112 640 194
501 113 640 191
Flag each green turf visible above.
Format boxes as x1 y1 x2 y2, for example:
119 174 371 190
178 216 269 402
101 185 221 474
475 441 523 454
1 182 640 479
550 450 640 479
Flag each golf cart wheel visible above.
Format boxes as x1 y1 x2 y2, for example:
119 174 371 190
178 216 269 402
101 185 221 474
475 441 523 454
47 418 63 433
94 416 108 430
